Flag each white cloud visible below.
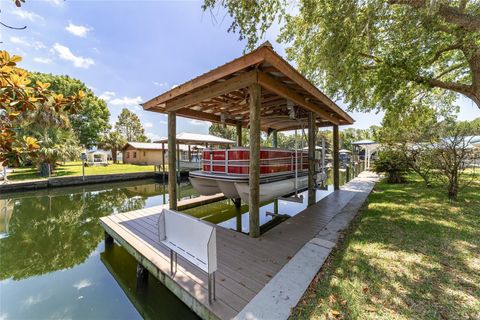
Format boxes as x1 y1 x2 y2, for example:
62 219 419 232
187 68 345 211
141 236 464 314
109 96 143 110
73 279 92 290
24 294 45 306
0 312 7 320
52 43 94 69
9 37 45 51
9 36 29 46
33 41 46 50
65 22 92 38
47 0 64 6
34 57 53 64
144 122 153 128
146 132 161 141
11 9 44 22
99 91 116 101
189 119 211 126
153 81 168 87
171 84 178 89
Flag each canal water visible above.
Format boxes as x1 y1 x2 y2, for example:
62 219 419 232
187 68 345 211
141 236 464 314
0 172 347 320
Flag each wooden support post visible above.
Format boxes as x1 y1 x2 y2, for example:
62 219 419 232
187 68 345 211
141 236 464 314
233 198 241 208
188 145 191 162
161 142 166 182
176 144 180 179
236 122 243 147
136 262 149 289
333 124 340 191
104 231 113 246
168 111 177 210
308 112 316 206
272 130 278 148
248 83 261 238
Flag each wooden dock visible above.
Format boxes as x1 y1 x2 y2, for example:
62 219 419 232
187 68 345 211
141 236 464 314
99 186 365 320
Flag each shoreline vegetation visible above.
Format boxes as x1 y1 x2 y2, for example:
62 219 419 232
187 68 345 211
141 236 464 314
291 173 480 319
4 161 156 182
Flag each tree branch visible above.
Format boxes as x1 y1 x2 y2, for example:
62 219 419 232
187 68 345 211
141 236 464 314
389 0 480 32
415 75 472 95
429 44 462 64
434 63 466 79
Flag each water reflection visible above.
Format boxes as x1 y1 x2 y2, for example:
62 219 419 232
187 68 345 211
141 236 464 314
0 179 199 320
101 243 199 320
0 173 343 319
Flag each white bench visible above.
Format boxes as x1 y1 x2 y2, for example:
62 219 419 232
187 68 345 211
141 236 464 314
158 208 217 303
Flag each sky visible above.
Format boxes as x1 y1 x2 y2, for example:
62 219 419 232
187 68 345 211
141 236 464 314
1 0 479 142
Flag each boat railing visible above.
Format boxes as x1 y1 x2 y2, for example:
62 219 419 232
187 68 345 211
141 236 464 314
200 149 310 175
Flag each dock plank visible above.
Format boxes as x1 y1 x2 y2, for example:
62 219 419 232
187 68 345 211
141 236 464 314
100 180 369 320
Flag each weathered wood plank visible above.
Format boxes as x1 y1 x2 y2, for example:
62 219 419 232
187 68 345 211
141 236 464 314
100 180 364 320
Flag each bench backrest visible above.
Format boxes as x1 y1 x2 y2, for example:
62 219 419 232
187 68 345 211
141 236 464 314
158 208 217 274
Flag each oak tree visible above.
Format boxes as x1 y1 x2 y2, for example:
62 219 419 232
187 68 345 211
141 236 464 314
204 0 480 111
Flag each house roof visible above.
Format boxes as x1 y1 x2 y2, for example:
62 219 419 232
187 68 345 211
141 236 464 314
86 149 109 155
352 139 377 145
123 142 205 151
155 132 235 145
142 42 354 131
124 142 165 150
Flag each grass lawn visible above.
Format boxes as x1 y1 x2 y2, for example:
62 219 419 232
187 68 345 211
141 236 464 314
291 173 480 319
7 161 156 181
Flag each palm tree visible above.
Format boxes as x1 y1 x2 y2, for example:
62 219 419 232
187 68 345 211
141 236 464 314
99 131 127 163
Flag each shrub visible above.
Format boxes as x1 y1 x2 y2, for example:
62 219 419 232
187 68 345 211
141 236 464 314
373 149 409 183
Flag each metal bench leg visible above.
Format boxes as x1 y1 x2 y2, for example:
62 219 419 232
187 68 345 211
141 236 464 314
213 271 216 301
208 272 216 304
208 273 212 304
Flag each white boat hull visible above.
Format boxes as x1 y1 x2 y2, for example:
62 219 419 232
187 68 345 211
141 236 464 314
235 176 308 203
217 180 241 199
188 176 221 196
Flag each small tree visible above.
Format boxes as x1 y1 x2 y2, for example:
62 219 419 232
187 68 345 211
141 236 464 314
99 131 127 163
431 120 479 199
115 108 148 142
373 148 409 183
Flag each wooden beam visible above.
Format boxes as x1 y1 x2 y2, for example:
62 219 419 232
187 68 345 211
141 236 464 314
272 130 278 148
168 111 177 209
173 108 238 127
249 83 261 238
143 48 266 109
236 122 243 147
308 112 316 206
165 71 258 112
264 49 354 124
257 72 340 125
333 124 340 191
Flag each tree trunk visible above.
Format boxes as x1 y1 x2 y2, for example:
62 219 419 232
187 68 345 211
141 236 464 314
112 148 117 164
39 162 50 177
448 172 459 200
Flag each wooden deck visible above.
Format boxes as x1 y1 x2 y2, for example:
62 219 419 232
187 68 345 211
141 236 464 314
100 188 361 320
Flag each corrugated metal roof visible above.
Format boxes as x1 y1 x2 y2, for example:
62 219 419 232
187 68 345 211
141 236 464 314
155 132 235 145
124 142 205 151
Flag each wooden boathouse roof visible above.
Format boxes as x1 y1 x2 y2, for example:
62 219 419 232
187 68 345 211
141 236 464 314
142 42 354 131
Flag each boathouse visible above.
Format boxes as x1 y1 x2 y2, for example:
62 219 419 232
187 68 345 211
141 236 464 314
100 43 357 320
142 42 354 237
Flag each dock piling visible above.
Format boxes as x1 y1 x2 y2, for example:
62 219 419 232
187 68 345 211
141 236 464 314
105 231 113 246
